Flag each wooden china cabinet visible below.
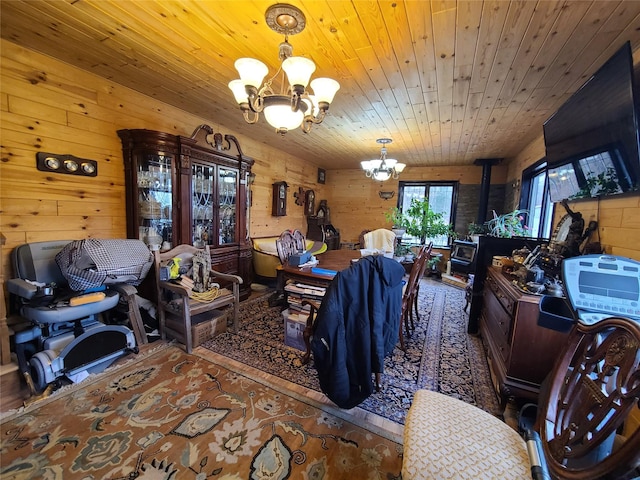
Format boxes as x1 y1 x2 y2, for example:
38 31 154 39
118 125 254 300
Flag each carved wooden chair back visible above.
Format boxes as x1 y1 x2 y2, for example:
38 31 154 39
276 229 306 264
538 316 640 479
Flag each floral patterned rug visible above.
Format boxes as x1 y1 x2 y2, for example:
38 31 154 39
0 345 402 479
203 279 501 425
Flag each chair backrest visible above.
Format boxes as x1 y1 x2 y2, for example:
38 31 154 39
358 230 371 249
363 228 396 252
276 229 306 264
12 240 72 286
539 316 640 479
402 243 432 306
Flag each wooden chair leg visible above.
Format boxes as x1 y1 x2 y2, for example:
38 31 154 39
232 283 239 334
302 302 319 364
302 323 313 365
398 320 406 351
112 285 147 346
412 286 420 330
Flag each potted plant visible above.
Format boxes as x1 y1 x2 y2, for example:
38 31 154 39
394 243 411 262
394 198 456 245
384 207 408 238
486 209 530 238
426 254 442 278
467 222 486 243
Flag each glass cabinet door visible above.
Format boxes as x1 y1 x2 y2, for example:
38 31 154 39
192 163 215 247
218 168 238 245
137 153 172 249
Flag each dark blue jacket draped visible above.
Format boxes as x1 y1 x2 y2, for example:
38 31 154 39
310 255 405 409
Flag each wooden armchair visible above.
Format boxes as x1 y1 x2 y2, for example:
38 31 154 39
154 244 242 353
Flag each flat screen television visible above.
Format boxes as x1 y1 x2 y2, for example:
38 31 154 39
544 42 640 202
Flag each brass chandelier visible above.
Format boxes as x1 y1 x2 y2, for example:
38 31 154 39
228 4 340 135
361 138 406 182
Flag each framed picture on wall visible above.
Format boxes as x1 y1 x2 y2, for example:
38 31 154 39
317 168 326 184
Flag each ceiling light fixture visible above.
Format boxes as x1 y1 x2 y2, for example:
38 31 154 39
228 3 340 135
361 138 406 182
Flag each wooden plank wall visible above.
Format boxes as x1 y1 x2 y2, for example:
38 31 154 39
507 136 640 261
2 37 639 297
0 40 324 284
324 164 507 245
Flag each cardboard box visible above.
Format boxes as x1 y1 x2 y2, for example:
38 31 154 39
166 309 227 347
282 308 306 351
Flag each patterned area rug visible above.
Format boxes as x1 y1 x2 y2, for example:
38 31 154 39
0 344 402 479
203 279 500 425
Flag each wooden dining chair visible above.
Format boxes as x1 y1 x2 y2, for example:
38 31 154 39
276 229 306 264
399 242 432 350
402 316 640 479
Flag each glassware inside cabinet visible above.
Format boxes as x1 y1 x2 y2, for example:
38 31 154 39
219 168 238 245
192 164 215 247
137 154 172 250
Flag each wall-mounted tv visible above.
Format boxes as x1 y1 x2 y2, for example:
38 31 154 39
544 42 640 203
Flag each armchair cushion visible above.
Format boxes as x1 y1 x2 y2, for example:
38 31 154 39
252 236 327 279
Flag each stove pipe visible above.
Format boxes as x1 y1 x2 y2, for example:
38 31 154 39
473 158 502 225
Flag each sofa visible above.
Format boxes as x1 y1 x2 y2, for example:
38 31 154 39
252 235 327 280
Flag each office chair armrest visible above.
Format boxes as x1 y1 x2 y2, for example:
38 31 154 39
209 270 243 285
7 278 38 299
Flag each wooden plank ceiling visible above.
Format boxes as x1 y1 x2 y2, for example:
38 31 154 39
2 0 640 170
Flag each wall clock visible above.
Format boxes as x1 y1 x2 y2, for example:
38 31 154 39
272 181 288 216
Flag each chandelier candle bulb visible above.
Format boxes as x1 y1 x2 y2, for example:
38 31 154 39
234 58 268 89
282 56 316 87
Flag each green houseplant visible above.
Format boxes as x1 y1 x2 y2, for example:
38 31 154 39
486 209 529 238
388 198 456 245
468 222 487 235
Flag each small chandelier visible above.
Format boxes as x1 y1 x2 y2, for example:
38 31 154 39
361 138 406 182
228 4 340 135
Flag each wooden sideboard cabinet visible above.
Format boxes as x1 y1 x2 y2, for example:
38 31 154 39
118 125 254 300
479 267 570 404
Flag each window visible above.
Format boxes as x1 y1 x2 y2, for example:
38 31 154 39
398 181 458 247
520 161 552 239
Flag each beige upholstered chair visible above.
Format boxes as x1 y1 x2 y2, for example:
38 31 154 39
154 244 242 353
362 228 397 253
402 317 640 479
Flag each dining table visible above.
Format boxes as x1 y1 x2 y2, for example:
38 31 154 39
276 248 364 292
